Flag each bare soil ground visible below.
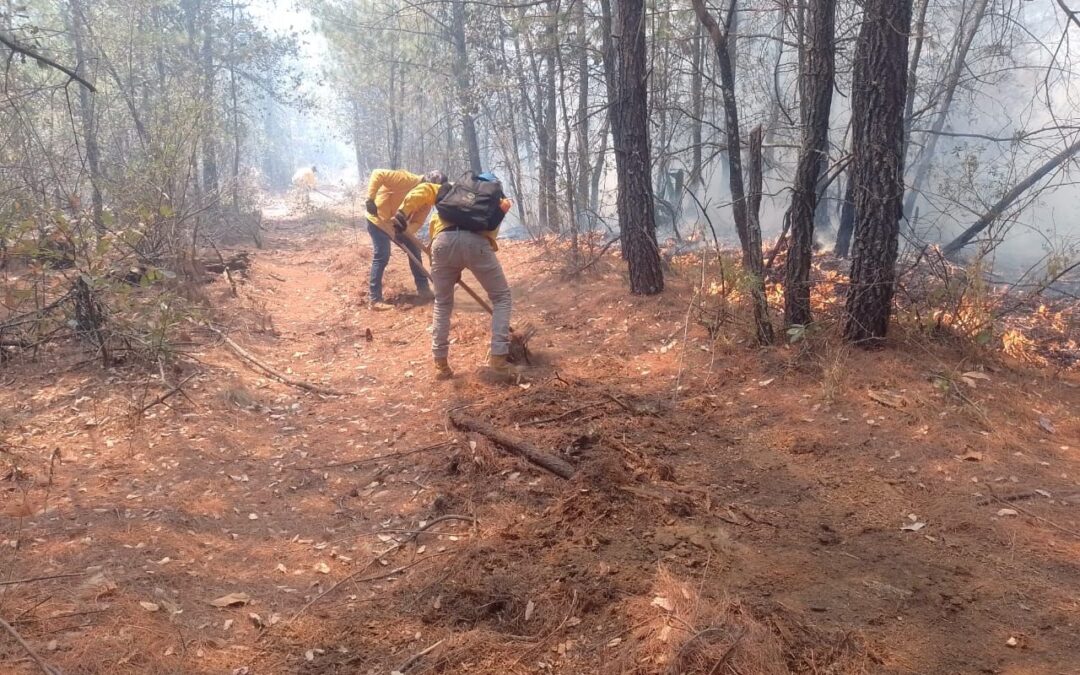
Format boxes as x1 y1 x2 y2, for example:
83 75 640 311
2 205 1079 674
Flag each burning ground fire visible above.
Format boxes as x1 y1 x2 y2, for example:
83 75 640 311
676 241 1079 370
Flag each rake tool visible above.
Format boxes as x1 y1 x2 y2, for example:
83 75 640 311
373 220 534 363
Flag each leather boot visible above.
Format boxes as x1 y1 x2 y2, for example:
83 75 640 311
433 357 454 380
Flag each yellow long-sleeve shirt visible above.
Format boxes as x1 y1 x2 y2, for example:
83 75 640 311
400 182 511 251
365 169 431 235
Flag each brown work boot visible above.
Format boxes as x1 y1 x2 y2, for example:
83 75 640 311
485 353 513 383
433 357 454 380
369 299 393 312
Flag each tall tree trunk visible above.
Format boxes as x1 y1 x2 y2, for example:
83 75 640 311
610 0 663 295
542 1 560 233
902 0 931 158
843 0 913 345
450 0 481 173
201 7 219 199
229 2 241 215
69 0 103 234
903 0 989 218
692 0 773 344
834 170 856 257
689 21 705 188
574 0 591 232
783 0 836 327
942 139 1080 257
599 0 623 254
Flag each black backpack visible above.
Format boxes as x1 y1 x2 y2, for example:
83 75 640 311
435 173 507 232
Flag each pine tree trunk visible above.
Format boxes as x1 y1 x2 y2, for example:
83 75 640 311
843 0 913 345
450 0 481 173
783 0 836 327
201 9 219 199
69 0 103 235
610 0 663 295
692 0 773 344
834 169 855 257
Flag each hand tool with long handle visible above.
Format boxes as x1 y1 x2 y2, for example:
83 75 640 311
373 220 493 314
371 219 533 362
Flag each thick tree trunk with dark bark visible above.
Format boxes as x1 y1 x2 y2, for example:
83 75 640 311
783 0 836 327
843 0 913 345
610 0 663 295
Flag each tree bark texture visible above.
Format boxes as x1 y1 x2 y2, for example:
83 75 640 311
692 0 773 343
69 0 104 234
610 0 663 295
450 0 482 174
783 0 836 327
843 0 913 345
834 170 855 257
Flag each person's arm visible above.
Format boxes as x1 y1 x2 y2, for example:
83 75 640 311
367 170 388 201
365 170 388 216
395 183 437 233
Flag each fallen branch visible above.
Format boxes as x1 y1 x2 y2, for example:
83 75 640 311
135 373 197 416
290 441 455 471
395 638 445 673
0 615 58 675
283 515 473 626
987 490 1080 539
0 572 84 587
449 411 575 479
521 402 606 427
205 324 349 396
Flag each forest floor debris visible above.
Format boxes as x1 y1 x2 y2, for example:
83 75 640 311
1 206 1079 673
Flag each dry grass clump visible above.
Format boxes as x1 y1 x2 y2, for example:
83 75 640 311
607 567 788 675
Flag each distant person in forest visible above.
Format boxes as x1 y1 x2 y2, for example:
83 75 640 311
397 172 513 380
364 169 446 310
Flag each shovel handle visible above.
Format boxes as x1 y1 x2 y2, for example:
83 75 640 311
373 220 495 315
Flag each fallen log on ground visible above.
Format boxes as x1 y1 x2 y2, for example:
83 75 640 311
205 324 349 397
449 410 575 479
201 251 251 275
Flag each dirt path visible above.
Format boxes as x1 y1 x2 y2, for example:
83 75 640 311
2 207 1079 674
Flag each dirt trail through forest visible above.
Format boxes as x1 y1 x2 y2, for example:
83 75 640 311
2 206 1079 674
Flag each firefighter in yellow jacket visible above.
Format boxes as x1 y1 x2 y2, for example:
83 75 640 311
364 169 446 309
397 172 513 379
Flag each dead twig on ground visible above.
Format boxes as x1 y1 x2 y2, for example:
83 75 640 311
394 638 444 673
134 373 197 416
0 572 83 587
520 402 606 427
987 489 1080 539
205 324 350 396
449 410 575 479
289 441 455 471
282 515 475 626
0 615 59 675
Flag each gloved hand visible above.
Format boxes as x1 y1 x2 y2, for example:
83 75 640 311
365 198 378 216
392 210 408 235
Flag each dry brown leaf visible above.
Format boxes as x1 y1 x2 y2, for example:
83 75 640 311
868 389 909 409
139 601 160 612
209 592 251 608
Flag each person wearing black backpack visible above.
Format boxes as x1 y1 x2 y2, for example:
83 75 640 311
397 172 513 380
